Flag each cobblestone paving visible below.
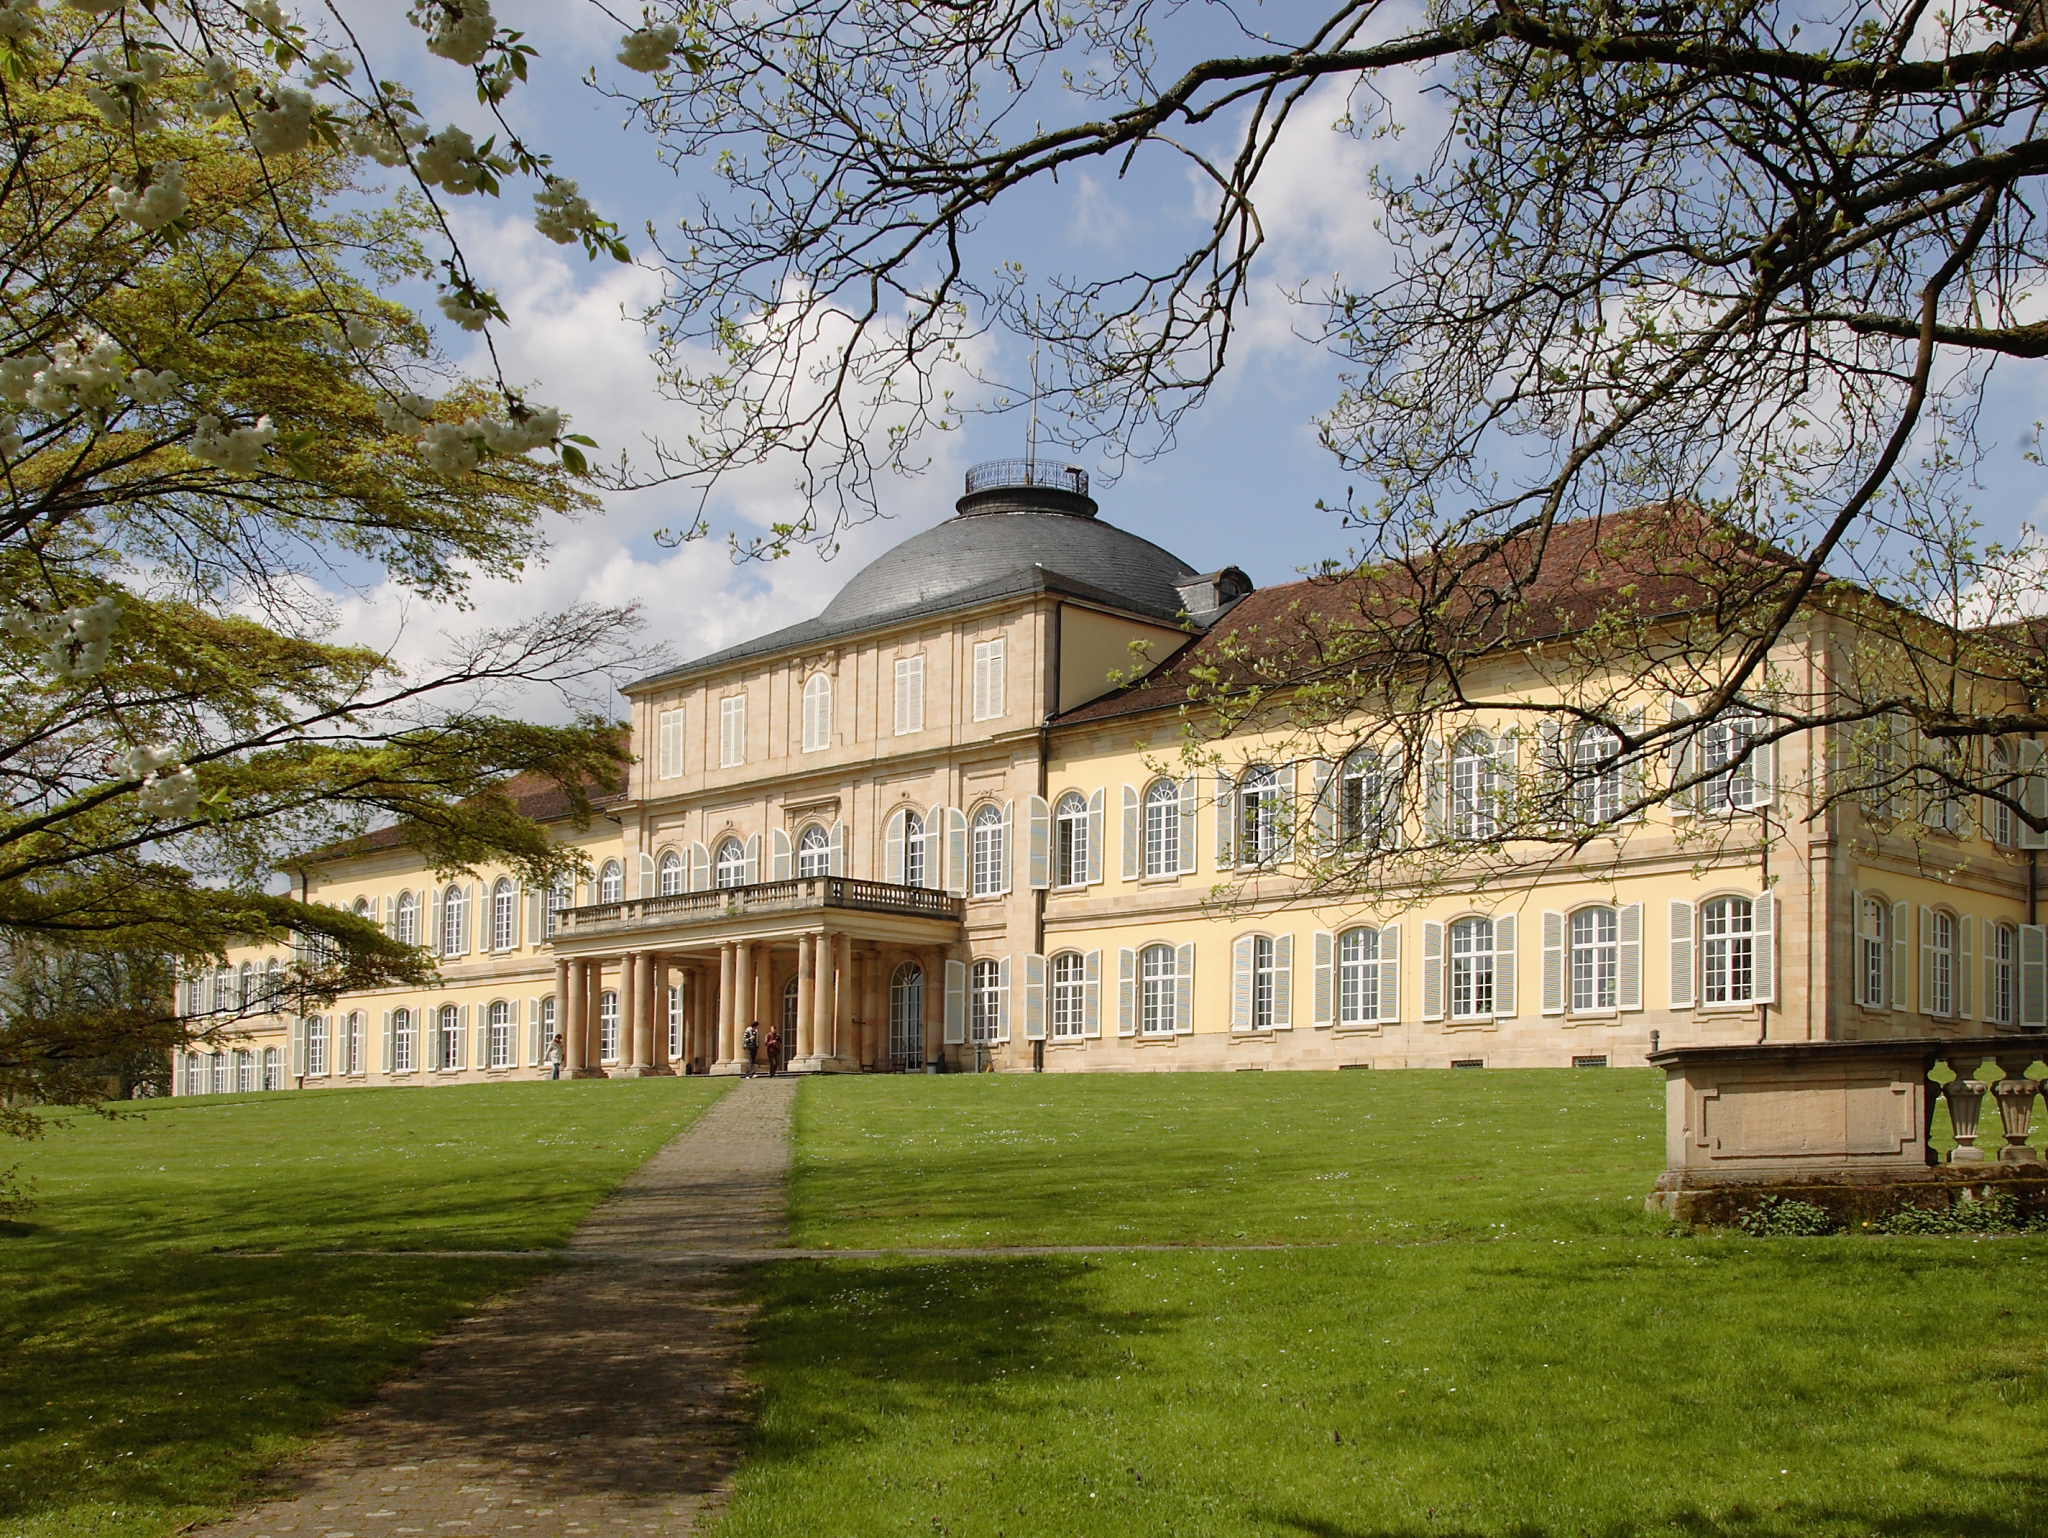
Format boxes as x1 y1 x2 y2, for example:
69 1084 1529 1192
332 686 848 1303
203 1077 795 1538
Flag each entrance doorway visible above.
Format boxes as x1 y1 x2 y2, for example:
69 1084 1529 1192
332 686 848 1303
889 962 924 1071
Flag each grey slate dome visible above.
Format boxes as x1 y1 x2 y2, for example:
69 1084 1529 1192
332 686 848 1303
818 461 1197 626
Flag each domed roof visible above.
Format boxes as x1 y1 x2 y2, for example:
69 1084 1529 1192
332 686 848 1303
819 467 1197 626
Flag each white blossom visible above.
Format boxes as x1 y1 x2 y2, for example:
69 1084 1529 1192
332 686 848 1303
246 1 287 28
2 596 123 680
0 356 41 403
477 407 560 453
419 420 480 474
344 317 379 348
118 743 179 780
305 50 354 87
436 290 496 331
376 391 435 433
424 0 495 67
345 111 427 168
26 336 126 412
127 367 179 405
108 162 188 232
0 0 40 42
189 413 277 473
413 125 506 195
0 417 19 460
136 765 201 818
196 55 238 119
533 178 598 244
245 85 315 156
85 81 164 133
617 24 679 72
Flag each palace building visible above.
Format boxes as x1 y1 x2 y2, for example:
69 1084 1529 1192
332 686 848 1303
174 463 2045 1094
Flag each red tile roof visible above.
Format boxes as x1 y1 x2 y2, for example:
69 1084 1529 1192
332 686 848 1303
302 764 631 864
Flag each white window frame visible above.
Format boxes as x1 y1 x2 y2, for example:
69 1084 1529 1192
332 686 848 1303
1250 934 1279 1029
393 1007 416 1073
1050 951 1086 1039
1857 895 1887 1008
796 823 832 877
1986 741 2017 847
1449 916 1496 1019
488 1000 514 1069
969 958 1002 1044
597 860 624 903
972 638 1005 722
545 882 570 936
599 989 620 1063
1572 726 1622 826
1568 906 1618 1013
1239 766 1282 865
1142 779 1180 878
1990 922 2017 1026
658 851 684 895
900 810 926 889
1451 734 1498 841
1701 896 1755 1005
1929 909 1955 1019
491 878 517 951
802 673 832 753
971 804 1006 897
714 837 747 889
1337 927 1379 1026
894 655 925 735
344 1010 364 1075
1054 792 1089 887
436 1003 461 1069
719 694 746 768
306 1015 328 1077
657 707 686 779
1701 716 1760 813
441 885 466 956
1140 943 1177 1035
1340 750 1395 847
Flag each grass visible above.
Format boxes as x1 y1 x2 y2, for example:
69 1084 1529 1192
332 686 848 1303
0 1077 726 1538
713 1069 2048 1537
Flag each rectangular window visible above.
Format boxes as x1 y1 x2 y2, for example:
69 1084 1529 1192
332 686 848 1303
600 991 619 1063
1338 928 1379 1025
1857 897 1887 1008
1251 936 1277 1029
720 694 746 767
489 1001 513 1069
657 707 686 779
1931 910 1954 1018
1141 945 1177 1035
969 958 1001 1044
894 655 925 734
393 1009 416 1073
1991 924 2017 1025
1702 717 1759 812
306 1017 328 1077
972 639 1005 721
1055 797 1089 887
1449 918 1495 1019
1701 898 1755 1004
345 1012 364 1075
1569 908 1617 1012
1051 952 1086 1039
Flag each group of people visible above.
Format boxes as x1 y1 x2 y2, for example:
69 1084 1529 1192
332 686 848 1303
538 1023 785 1079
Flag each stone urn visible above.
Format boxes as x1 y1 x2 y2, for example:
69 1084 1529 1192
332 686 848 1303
1942 1079 1990 1163
1989 1078 2045 1164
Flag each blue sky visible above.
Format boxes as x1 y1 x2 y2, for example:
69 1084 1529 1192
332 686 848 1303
323 2 2048 704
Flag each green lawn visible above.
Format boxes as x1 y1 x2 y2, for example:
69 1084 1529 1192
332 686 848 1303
716 1070 2048 1538
0 1078 726 1538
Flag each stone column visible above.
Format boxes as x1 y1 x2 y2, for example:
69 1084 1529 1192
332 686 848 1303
715 942 737 1071
553 957 571 1069
586 959 607 1075
862 948 881 1069
618 951 640 1069
648 954 671 1073
564 957 586 1072
635 950 657 1071
829 932 850 1065
751 942 772 1045
923 946 945 1065
795 933 817 1063
734 940 756 1071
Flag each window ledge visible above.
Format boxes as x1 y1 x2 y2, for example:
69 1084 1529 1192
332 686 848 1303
1446 1017 1498 1031
1332 1023 1386 1037
1569 1010 1619 1023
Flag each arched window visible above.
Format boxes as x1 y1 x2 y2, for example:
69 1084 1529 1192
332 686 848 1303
238 961 255 1009
488 1000 514 1069
1449 917 1495 1018
442 883 467 955
889 962 924 1069
1857 897 1888 1008
182 1052 202 1095
1054 792 1090 887
597 860 624 903
212 963 233 1013
262 1047 280 1091
1248 936 1279 1029
797 823 832 877
599 990 619 1062
1139 943 1175 1035
1238 765 1281 865
1569 907 1618 1012
210 1052 228 1094
782 975 800 1037
546 881 570 936
306 1014 328 1076
714 837 747 889
1987 741 2017 847
1990 923 2018 1026
971 804 1006 896
344 1010 365 1075
1929 910 1956 1018
262 957 282 1008
352 896 371 919
439 1003 463 1069
658 851 685 895
1050 951 1087 1039
802 672 833 753
491 877 517 950
1338 927 1380 1025
970 958 1002 1043
235 1050 254 1093
1143 779 1181 877
900 810 927 888
393 1007 416 1072
1572 726 1621 826
395 890 419 946
1701 897 1755 1004
1451 733 1498 841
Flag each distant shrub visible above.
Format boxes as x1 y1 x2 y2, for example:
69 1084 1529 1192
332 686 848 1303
1736 1196 1839 1236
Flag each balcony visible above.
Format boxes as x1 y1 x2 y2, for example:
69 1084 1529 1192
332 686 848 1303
558 877 964 939
964 459 1089 497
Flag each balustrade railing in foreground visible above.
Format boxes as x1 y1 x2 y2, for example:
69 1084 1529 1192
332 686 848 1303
560 876 963 936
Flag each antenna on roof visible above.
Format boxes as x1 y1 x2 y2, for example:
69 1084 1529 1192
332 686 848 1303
1027 339 1039 474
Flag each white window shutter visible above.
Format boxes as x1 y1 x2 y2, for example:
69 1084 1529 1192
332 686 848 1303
1121 784 1140 881
1957 915 1975 1019
1178 778 1197 875
1622 706 1648 820
527 998 541 1066
381 1011 393 1072
1087 789 1105 884
885 811 906 884
771 827 792 881
1312 931 1335 1027
291 1017 307 1077
1277 766 1298 863
997 957 1012 1043
1422 921 1445 1020
1083 949 1102 1038
1027 795 1051 889
1378 924 1401 1024
1541 911 1565 1015
1492 915 1516 1017
944 959 967 1044
1231 934 1254 1030
1752 895 1777 1006
428 888 443 957
1311 759 1335 851
830 819 848 877
1618 902 1643 1010
1117 947 1137 1036
1425 739 1447 836
1752 728 1776 808
1919 905 1936 1015
461 1003 474 1069
1175 943 1195 1033
1667 700 1696 816
1891 900 1909 1013
743 833 761 884
1667 901 1694 1009
1214 770 1236 868
945 808 969 897
688 841 710 891
924 803 944 890
1000 800 1013 894
2022 925 2048 1028
463 883 476 954
1024 953 1047 1040
1272 934 1294 1029
2023 741 2048 848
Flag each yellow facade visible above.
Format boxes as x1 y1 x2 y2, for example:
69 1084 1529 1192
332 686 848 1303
177 478 2041 1092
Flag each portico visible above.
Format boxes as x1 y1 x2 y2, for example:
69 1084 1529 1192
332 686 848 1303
548 875 965 1074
